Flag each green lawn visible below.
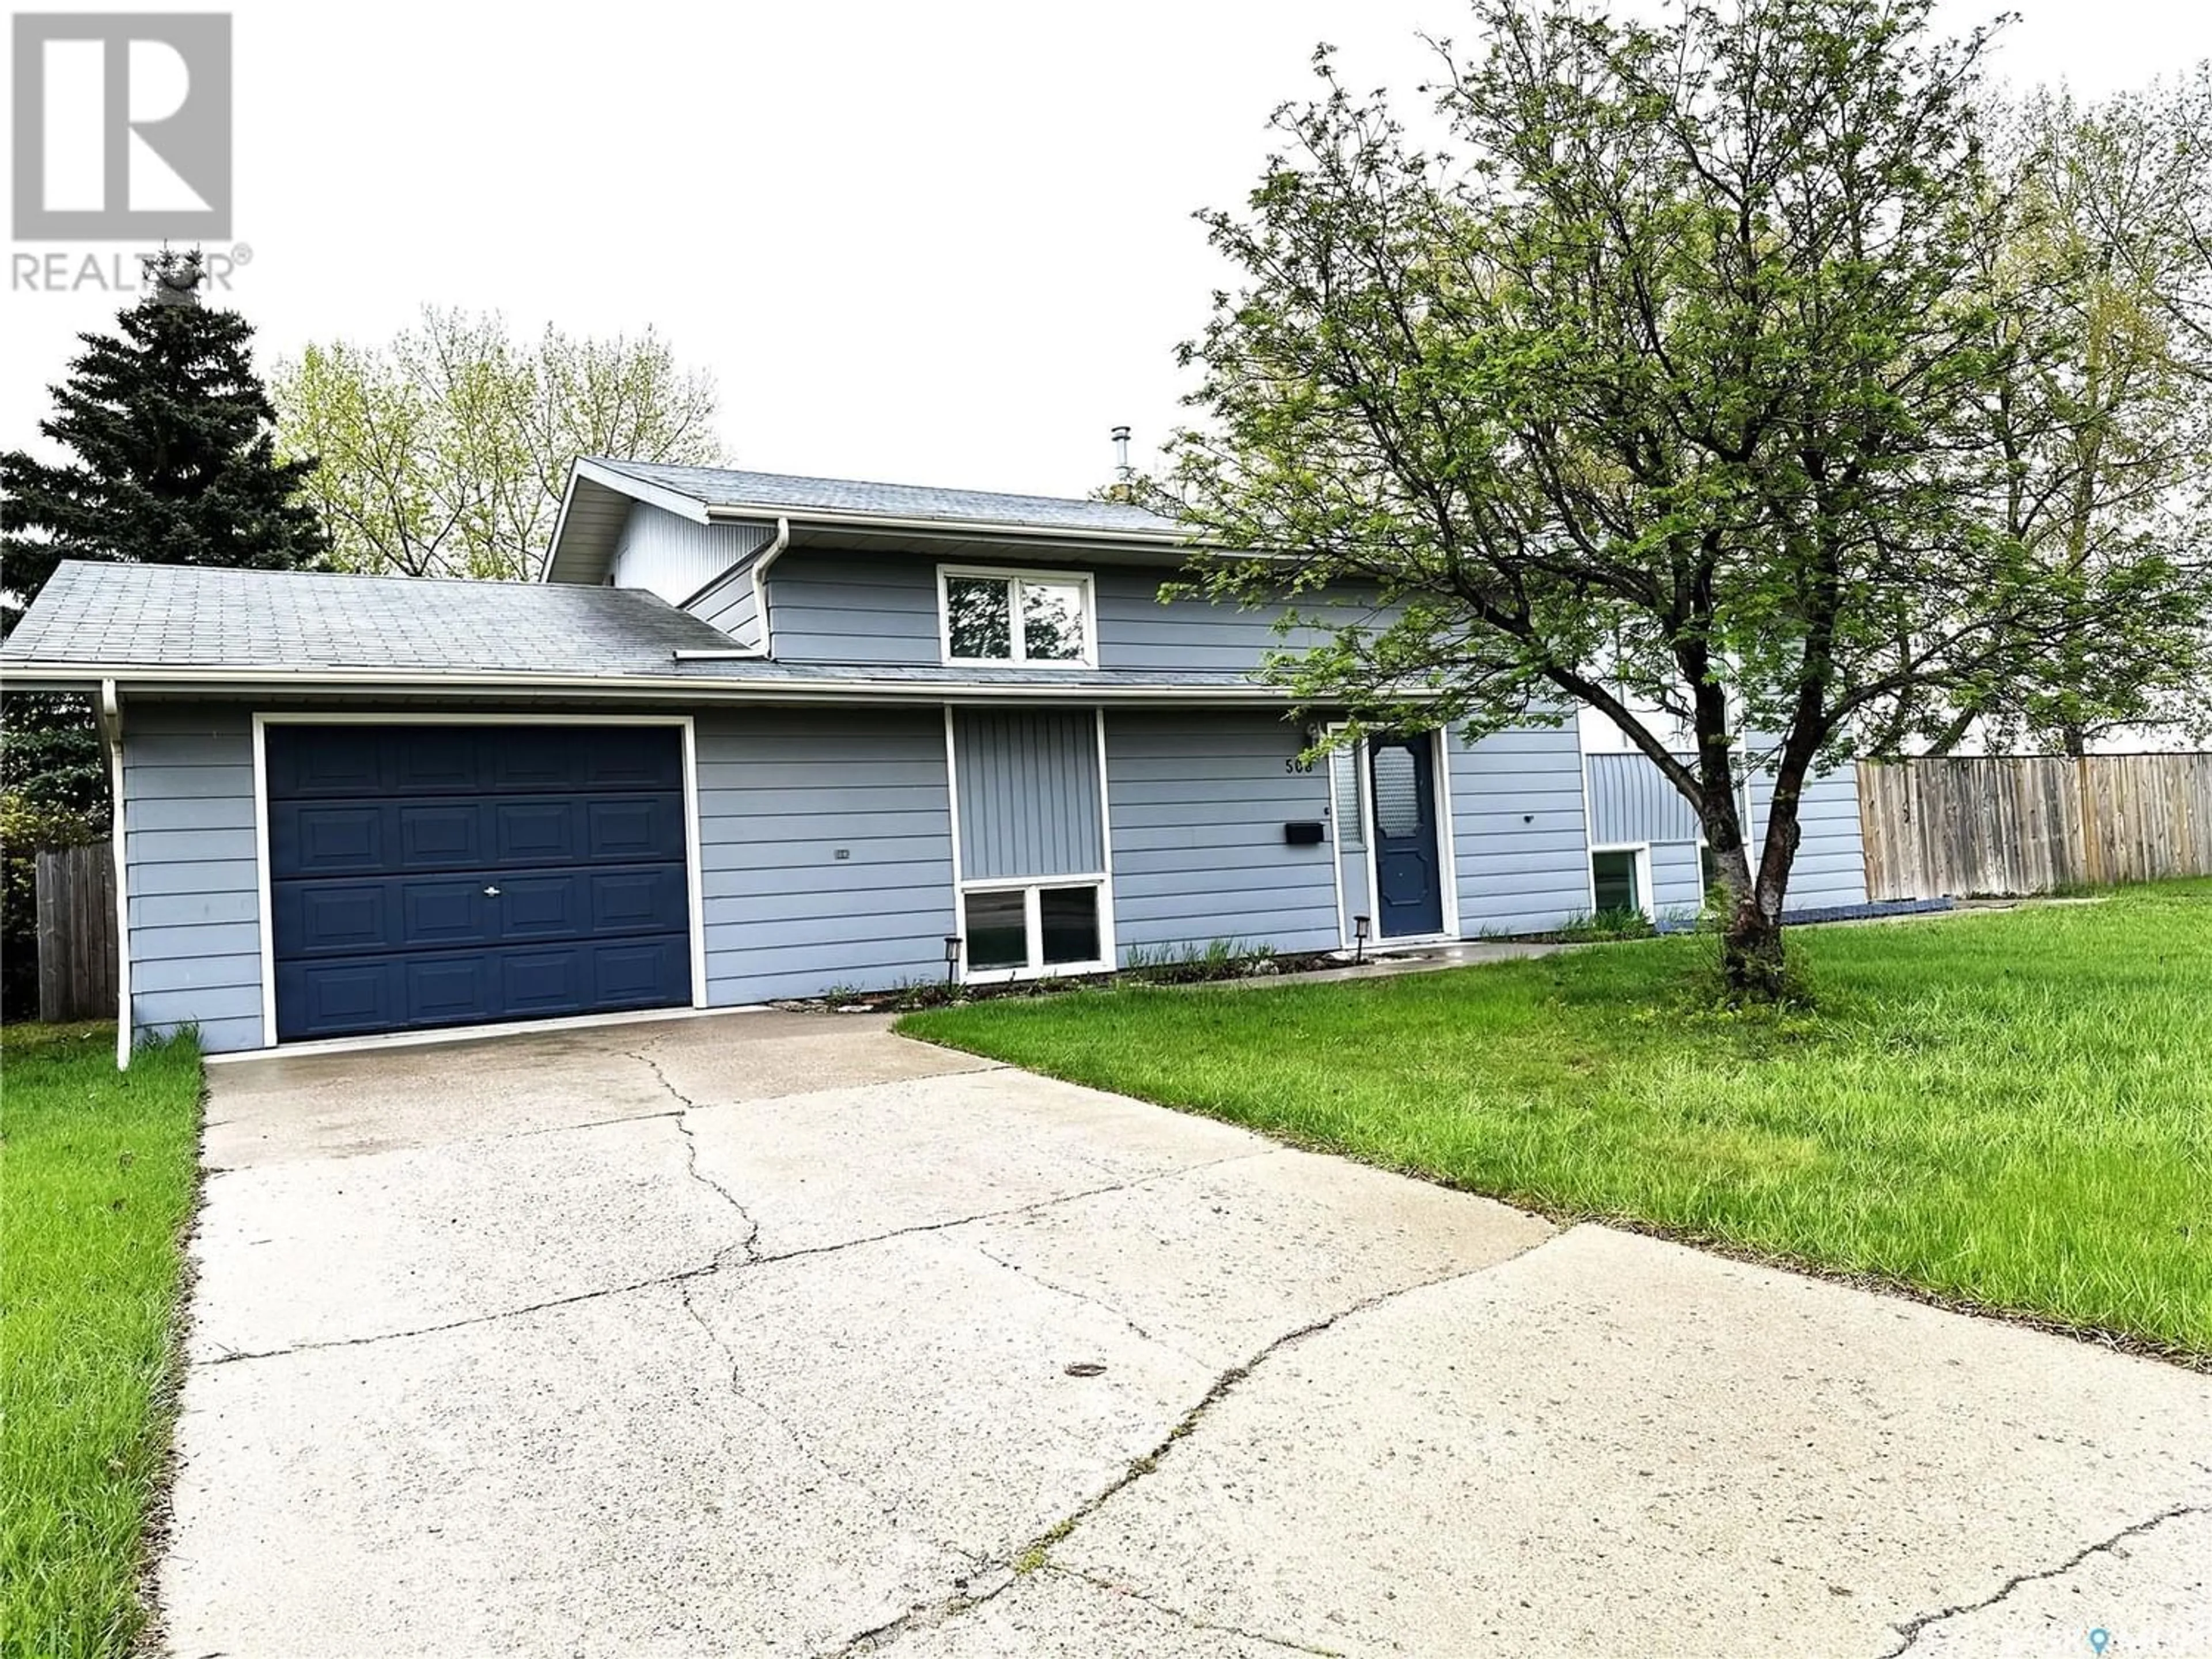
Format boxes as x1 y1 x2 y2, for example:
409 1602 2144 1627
2 1024 203 1659
900 882 2212 1359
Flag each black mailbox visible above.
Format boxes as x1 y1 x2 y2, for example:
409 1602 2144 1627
1283 820 1325 846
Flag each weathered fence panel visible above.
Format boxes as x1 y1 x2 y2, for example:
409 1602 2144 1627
1858 753 2212 899
35 843 118 1023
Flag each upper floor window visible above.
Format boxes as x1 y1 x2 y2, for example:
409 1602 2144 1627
940 567 1094 667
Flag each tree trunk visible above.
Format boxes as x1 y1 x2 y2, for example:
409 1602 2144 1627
1720 895 1790 1001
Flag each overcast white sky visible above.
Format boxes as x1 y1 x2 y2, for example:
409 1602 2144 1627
5 0 2210 498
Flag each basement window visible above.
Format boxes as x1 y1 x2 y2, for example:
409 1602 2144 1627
940 567 1094 667
1591 847 1646 916
959 880 1107 979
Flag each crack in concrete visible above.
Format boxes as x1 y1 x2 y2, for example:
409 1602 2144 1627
819 1241 1555 1657
196 1150 1280 1369
753 1148 1281 1272
1878 1503 2208 1657
961 1236 1194 1361
1043 1563 1347 1656
628 1051 763 1263
202 1259 724 1364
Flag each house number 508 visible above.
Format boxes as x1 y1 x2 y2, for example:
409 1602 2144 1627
1285 757 1315 774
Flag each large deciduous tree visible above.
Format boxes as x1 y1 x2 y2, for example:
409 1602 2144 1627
274 309 726 581
1166 0 2212 999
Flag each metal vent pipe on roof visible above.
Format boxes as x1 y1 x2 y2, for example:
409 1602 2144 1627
1111 425 1132 484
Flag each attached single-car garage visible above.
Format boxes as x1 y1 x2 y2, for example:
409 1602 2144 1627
265 722 695 1040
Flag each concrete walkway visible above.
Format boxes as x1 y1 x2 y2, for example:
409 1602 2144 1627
163 1013 2211 1657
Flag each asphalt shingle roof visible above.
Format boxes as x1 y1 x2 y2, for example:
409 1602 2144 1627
589 458 1182 538
2 560 744 675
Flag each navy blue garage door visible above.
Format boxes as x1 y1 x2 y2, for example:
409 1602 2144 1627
268 725 691 1040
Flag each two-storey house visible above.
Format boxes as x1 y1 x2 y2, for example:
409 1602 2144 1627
0 457 1869 1060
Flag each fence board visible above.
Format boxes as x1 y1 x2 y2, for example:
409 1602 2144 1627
35 843 118 1023
1858 753 2212 899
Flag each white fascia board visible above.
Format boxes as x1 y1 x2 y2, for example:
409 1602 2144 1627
574 458 714 524
0 662 1339 704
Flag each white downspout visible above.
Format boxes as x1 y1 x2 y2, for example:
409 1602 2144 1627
671 515 789 662
96 679 130 1070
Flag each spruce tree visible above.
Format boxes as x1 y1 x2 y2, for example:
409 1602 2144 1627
1 249 328 810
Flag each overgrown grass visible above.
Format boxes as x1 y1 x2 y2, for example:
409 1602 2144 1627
901 881 2212 1358
2 1024 203 1659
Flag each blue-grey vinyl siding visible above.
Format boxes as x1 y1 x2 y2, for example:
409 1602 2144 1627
694 706 956 1003
1650 842 1706 914
1104 710 1338 960
1584 749 1868 912
1586 752 1702 846
764 550 1385 673
610 505 773 610
953 710 1103 880
1446 725 1592 933
122 702 263 1054
1748 765 1869 910
687 559 762 649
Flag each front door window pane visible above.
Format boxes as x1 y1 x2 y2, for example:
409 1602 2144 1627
946 575 1013 660
1372 745 1421 837
964 888 1027 968
1020 582 1086 662
1038 885 1100 965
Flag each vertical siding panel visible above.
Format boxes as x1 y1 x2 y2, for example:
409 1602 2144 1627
609 506 771 607
952 710 1103 880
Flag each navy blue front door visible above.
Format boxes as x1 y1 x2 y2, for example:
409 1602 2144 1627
1370 734 1444 937
267 725 691 1040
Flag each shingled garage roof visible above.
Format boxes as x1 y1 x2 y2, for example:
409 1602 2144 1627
1 560 746 678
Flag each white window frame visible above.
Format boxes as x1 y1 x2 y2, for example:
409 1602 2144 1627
937 565 1099 669
1588 841 1655 921
953 872 1115 984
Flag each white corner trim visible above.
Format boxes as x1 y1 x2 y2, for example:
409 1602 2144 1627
1434 727 1463 939
1093 706 1119 969
100 679 130 1070
251 713 275 1048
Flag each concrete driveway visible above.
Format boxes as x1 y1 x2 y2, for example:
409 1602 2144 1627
164 1012 2211 1658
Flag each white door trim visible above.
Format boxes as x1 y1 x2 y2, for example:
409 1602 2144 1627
1364 729 1456 943
251 711 707 1051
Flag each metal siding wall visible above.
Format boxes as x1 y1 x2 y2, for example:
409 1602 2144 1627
1748 764 1869 908
1649 841 1706 914
1586 752 1703 845
1447 724 1592 933
1104 710 1338 958
766 552 938 664
122 702 264 1054
609 506 772 608
687 563 761 650
952 710 1103 879
763 548 1392 673
694 706 956 1002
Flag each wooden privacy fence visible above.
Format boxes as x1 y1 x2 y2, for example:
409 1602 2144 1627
1857 753 2212 900
34 842 117 1023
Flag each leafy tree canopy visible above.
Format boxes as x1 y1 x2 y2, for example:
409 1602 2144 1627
274 309 726 581
1165 0 2212 995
